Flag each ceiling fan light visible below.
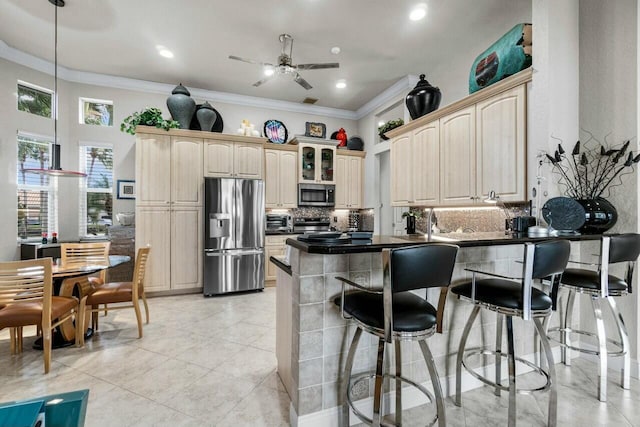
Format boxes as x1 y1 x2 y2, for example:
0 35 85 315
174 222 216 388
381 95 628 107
336 80 347 89
264 66 275 76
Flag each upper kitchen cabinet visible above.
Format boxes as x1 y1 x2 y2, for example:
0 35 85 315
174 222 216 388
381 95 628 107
335 151 364 209
390 122 439 207
386 69 531 207
440 106 476 205
265 146 298 208
298 142 336 184
171 136 204 206
204 135 264 179
475 85 526 202
136 133 171 206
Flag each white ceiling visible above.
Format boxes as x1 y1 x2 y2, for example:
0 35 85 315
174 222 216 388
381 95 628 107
0 0 531 111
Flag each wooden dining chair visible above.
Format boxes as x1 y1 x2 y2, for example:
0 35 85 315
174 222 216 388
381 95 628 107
0 258 79 373
61 242 111 330
77 247 150 346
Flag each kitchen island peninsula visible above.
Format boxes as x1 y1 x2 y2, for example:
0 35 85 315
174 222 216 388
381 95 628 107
273 233 602 426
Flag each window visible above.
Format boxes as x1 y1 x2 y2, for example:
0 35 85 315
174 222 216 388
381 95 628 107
17 134 58 240
17 81 53 118
79 145 113 237
79 97 113 127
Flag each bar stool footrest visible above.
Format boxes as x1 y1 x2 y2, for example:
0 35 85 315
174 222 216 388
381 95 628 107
547 327 626 357
462 347 551 394
347 371 438 427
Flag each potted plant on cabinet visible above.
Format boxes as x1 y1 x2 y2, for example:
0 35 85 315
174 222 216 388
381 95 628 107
378 119 404 140
120 107 180 135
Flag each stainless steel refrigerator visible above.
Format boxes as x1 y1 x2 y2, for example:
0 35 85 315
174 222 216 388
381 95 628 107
203 178 265 296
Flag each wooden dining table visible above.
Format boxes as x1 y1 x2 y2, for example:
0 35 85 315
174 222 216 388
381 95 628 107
34 255 130 348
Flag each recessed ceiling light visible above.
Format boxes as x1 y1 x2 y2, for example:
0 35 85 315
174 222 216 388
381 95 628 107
378 121 386 127
264 66 275 76
409 4 427 21
336 81 347 89
158 49 174 58
330 46 341 55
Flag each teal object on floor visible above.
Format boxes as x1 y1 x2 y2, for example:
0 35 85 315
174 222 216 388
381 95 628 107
0 400 44 427
469 23 532 93
0 389 89 427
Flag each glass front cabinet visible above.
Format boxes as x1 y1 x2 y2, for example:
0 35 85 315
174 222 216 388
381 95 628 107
298 143 336 184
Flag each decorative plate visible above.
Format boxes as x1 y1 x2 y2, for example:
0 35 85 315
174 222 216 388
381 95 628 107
305 122 326 138
264 119 288 144
542 197 586 231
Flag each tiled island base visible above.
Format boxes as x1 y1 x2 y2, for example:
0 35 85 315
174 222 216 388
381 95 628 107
275 241 590 426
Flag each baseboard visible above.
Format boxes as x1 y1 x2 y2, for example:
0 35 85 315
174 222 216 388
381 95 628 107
292 347 563 427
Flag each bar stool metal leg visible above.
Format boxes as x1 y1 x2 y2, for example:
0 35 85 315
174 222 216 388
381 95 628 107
534 317 557 427
592 297 608 402
455 305 480 406
563 290 576 365
340 327 362 427
607 296 630 389
506 316 517 427
495 313 503 396
394 340 402 425
372 337 386 427
418 340 446 427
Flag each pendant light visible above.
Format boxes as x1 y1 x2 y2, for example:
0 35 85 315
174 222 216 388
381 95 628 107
24 0 87 178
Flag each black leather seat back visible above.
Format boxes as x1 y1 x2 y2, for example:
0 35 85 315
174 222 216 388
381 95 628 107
390 244 458 293
609 234 640 264
532 240 571 279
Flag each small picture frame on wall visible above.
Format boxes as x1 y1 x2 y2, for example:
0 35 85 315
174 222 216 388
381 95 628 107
117 180 135 199
305 122 326 138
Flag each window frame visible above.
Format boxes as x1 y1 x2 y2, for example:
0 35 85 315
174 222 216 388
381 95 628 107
16 131 58 242
79 142 114 238
17 80 54 119
79 97 114 127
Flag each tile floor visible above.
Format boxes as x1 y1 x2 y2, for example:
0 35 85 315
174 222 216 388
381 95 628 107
0 288 638 426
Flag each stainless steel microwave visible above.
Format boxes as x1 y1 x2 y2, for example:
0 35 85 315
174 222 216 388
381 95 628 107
298 183 335 207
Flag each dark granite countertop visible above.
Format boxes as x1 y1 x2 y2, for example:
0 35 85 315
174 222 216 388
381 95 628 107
285 232 603 254
269 256 291 275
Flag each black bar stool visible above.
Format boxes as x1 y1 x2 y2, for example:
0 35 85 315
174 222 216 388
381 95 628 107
335 244 459 427
451 240 570 427
547 233 640 402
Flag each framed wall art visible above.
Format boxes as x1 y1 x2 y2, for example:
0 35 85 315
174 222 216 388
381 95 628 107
305 122 326 138
116 180 135 199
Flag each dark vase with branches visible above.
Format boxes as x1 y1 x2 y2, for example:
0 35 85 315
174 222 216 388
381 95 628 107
546 136 640 233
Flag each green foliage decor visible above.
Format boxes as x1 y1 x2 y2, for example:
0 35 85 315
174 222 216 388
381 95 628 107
378 119 404 139
120 107 180 135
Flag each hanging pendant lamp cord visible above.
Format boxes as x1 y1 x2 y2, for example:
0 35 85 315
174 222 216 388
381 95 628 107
54 3 58 145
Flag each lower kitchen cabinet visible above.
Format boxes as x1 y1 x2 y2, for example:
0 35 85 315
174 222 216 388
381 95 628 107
265 235 291 282
135 207 171 292
171 208 202 289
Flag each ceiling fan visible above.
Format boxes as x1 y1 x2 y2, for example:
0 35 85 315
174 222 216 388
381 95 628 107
229 34 339 90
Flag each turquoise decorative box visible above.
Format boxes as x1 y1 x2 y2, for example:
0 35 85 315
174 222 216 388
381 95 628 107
0 400 44 427
469 23 532 94
0 389 89 427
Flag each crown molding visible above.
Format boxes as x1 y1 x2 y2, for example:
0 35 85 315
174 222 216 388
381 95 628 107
355 74 418 120
1 39 415 122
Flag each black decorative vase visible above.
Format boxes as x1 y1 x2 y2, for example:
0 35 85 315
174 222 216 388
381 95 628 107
196 101 217 132
575 198 618 234
406 74 442 120
167 83 196 129
405 216 416 234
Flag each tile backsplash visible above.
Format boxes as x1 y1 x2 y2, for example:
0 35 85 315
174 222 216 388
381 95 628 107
269 208 374 232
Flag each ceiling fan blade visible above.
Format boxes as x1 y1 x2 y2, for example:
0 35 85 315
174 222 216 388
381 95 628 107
293 73 312 90
252 75 274 87
229 55 265 65
296 63 340 70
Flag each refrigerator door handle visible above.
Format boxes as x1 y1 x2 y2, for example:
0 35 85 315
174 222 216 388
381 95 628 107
204 249 264 256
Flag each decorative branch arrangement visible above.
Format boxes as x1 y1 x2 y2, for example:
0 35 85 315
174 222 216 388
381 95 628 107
545 134 640 199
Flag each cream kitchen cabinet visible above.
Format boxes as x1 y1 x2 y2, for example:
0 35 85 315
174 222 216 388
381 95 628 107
390 121 439 207
298 143 336 184
204 139 264 179
475 85 526 202
135 127 207 293
440 106 477 205
335 152 364 209
265 235 291 282
265 147 298 208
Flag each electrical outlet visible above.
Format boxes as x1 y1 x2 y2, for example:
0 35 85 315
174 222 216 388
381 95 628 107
333 216 337 222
